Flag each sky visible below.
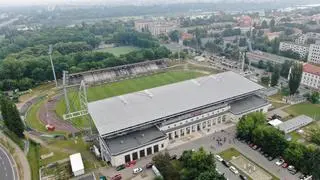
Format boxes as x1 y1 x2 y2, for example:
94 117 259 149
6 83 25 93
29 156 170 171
0 0 279 7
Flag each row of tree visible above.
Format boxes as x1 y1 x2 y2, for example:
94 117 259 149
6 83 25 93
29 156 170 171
0 46 171 91
236 112 320 179
152 148 225 180
0 96 25 138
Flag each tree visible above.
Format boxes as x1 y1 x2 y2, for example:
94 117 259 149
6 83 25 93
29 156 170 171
280 60 292 78
288 63 303 95
261 20 268 29
196 171 225 180
236 112 266 141
0 97 25 137
169 30 180 43
152 151 179 180
306 125 320 145
260 76 270 86
271 65 280 87
310 91 319 104
269 19 275 29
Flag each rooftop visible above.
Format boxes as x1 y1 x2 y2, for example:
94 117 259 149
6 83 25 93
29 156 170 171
104 126 166 155
230 95 269 115
88 71 263 136
268 119 283 127
69 153 84 172
278 115 313 133
303 63 320 76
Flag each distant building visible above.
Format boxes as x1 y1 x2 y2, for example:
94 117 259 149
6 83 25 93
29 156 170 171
266 32 281 41
181 32 193 41
295 32 320 45
301 63 320 90
134 19 176 36
279 42 309 58
237 15 252 27
307 44 320 64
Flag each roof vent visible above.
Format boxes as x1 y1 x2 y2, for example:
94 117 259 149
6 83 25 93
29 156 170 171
119 96 128 105
120 140 124 144
141 133 145 137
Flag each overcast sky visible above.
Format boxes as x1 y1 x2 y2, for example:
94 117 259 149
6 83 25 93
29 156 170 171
1 0 279 7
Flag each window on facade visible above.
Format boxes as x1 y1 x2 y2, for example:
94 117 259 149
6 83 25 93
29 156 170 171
153 145 159 153
161 144 164 148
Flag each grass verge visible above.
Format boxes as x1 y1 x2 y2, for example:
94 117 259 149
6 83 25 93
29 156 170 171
27 141 40 180
95 46 140 56
283 103 320 120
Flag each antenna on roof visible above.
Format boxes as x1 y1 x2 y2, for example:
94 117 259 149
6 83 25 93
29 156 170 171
119 96 128 105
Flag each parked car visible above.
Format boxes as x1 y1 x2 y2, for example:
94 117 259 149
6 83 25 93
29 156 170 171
111 174 122 180
222 160 230 167
268 156 275 161
146 162 153 169
252 145 258 150
170 154 177 160
229 166 239 175
275 159 285 166
249 143 254 148
100 176 107 180
239 174 248 180
282 162 289 168
215 168 223 175
133 167 143 174
264 153 269 158
116 164 125 171
214 154 223 162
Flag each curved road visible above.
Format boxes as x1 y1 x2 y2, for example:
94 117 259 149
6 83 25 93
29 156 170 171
0 145 18 180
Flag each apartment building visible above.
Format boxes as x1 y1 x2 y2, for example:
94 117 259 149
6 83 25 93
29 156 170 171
307 44 320 64
279 42 309 58
301 63 320 90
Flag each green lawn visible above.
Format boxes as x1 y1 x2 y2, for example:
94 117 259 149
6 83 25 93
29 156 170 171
95 46 140 56
283 103 320 120
56 70 205 118
27 141 40 180
218 147 240 161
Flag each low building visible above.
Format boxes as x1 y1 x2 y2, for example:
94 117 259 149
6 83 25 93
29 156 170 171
89 71 271 166
282 95 307 105
70 153 84 177
279 42 309 59
301 63 320 90
268 119 283 127
307 44 320 64
247 51 296 64
277 115 313 134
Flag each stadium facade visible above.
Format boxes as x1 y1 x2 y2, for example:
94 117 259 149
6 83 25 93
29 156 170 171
88 71 271 166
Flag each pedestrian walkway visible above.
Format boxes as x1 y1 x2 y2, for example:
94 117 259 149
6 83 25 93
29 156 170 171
167 123 235 149
0 132 31 180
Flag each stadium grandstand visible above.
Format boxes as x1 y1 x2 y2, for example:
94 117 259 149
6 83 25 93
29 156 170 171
88 71 271 166
67 59 168 85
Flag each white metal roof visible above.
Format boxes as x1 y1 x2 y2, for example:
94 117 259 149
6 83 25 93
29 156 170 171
268 119 283 127
88 71 263 136
278 115 313 133
69 153 84 172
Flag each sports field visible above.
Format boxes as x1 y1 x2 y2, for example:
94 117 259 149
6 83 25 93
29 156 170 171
283 103 320 120
55 70 205 118
95 46 140 56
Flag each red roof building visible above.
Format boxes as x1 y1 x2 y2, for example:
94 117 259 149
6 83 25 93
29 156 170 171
301 63 320 90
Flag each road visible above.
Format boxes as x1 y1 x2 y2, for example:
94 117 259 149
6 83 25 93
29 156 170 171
0 145 18 180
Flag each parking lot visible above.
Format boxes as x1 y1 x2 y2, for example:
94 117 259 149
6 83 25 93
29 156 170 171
97 126 302 180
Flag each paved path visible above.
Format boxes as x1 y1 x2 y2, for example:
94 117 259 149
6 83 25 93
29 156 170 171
0 132 31 180
0 144 18 180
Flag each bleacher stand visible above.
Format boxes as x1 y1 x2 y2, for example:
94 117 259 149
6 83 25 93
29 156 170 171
68 59 168 85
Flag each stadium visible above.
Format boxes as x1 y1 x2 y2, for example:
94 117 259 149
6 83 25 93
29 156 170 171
88 71 271 166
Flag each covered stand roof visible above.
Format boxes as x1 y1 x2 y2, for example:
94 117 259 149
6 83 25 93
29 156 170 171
88 71 263 136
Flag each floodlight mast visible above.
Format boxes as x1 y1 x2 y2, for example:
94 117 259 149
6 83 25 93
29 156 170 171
63 71 71 114
49 45 58 87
